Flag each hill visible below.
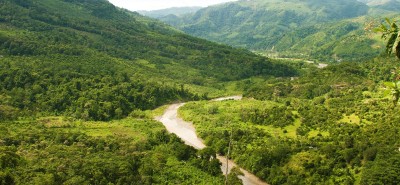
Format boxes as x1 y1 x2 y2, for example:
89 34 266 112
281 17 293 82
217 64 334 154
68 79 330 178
0 0 296 121
157 0 399 61
179 58 400 184
0 117 226 184
264 16 384 61
0 0 296 184
371 0 400 11
358 0 399 6
137 6 202 18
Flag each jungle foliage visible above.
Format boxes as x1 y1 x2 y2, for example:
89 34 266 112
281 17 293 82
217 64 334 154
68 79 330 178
180 60 400 185
0 118 224 184
0 0 296 121
158 0 400 61
1 0 400 184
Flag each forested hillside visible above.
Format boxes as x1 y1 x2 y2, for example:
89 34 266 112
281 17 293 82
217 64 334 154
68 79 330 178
0 117 227 184
158 0 399 61
2 0 399 184
0 0 297 184
0 0 296 121
179 58 400 184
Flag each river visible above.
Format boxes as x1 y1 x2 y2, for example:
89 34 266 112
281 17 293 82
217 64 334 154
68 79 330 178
155 95 268 185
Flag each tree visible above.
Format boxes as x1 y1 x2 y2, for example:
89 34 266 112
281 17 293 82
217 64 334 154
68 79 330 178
375 19 400 106
227 167 244 185
361 154 400 185
374 18 400 59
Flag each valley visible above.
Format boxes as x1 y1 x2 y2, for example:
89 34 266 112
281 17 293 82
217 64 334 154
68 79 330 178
1 0 400 185
155 0 400 62
156 96 268 185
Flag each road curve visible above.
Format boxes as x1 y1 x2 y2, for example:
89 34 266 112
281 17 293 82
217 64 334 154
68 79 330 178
155 95 268 185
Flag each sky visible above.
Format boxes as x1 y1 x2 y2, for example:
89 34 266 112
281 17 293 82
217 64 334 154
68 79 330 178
107 0 238 11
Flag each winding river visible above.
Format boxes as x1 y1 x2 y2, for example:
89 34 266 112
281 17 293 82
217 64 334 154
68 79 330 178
155 96 268 185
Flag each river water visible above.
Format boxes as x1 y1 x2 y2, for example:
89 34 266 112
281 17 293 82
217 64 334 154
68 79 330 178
155 96 268 185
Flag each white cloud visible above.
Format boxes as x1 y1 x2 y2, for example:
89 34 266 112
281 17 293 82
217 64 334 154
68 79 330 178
107 0 238 11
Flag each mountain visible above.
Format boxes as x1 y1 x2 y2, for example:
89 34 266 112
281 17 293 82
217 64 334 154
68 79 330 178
1 1 399 185
157 0 392 61
180 58 400 185
137 6 202 18
0 0 296 121
266 16 385 61
358 0 398 5
0 0 294 183
370 0 400 11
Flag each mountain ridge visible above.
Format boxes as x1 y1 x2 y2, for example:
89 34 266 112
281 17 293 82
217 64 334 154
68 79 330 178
137 6 202 18
0 0 296 121
157 0 398 61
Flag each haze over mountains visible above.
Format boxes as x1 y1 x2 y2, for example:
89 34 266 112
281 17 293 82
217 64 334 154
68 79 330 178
137 7 202 18
146 0 400 61
359 0 400 6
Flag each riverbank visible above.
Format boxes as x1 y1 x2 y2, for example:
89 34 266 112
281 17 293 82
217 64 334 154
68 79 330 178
155 96 268 185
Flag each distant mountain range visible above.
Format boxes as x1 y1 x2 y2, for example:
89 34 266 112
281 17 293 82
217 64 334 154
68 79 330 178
358 0 399 6
137 7 202 18
152 0 400 61
368 0 400 11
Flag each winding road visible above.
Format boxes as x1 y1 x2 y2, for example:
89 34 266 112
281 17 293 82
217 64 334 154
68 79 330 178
155 96 268 185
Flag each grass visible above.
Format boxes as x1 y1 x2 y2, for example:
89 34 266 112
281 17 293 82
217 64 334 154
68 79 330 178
136 59 156 69
151 104 170 117
35 117 166 142
283 114 302 138
178 97 338 150
179 99 302 141
184 78 255 98
254 111 330 139
308 129 330 138
339 113 361 124
253 114 301 139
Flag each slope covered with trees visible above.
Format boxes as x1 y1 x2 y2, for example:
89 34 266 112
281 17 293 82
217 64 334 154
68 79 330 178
0 0 291 183
158 0 400 61
179 58 400 185
3 0 399 184
0 117 225 184
0 0 296 121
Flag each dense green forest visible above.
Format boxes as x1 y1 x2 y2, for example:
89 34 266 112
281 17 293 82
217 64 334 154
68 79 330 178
0 0 296 121
0 117 226 184
179 59 400 185
1 0 400 184
157 0 400 61
0 0 296 184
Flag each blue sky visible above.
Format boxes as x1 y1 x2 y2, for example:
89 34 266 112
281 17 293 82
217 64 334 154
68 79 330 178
108 0 238 11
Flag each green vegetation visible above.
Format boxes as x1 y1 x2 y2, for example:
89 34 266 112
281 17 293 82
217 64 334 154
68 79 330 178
1 0 400 184
374 18 400 105
179 60 400 184
158 0 400 61
0 118 224 184
0 55 202 121
0 0 296 184
0 0 296 121
374 18 400 59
